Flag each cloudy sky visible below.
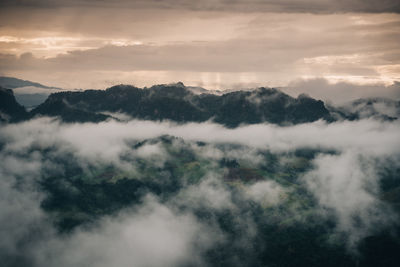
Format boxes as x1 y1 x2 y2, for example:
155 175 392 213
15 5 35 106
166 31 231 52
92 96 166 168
0 0 399 94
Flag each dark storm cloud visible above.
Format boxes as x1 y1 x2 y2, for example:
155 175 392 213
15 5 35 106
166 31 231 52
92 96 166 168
0 0 399 13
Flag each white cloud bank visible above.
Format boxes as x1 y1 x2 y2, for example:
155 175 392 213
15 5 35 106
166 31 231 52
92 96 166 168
0 117 399 265
2 117 398 158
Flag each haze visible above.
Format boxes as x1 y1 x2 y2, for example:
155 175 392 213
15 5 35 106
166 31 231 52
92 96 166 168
0 0 399 102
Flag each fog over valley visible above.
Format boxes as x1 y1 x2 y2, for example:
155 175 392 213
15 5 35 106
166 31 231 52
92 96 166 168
1 93 400 265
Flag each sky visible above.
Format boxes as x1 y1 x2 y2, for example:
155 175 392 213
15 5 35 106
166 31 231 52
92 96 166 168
0 0 399 96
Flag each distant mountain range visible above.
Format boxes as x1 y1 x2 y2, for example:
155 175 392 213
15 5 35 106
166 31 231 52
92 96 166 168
0 77 62 107
1 80 399 125
0 76 61 90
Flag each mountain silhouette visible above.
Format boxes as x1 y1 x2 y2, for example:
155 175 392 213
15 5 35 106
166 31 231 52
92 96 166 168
31 83 332 126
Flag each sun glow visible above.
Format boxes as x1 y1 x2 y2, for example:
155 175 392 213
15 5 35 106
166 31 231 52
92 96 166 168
0 35 143 58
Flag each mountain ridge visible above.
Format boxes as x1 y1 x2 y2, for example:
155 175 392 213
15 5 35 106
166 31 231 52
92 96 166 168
30 83 332 126
1 81 398 126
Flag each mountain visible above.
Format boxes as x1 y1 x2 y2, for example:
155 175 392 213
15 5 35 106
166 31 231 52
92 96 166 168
2 83 400 267
4 81 398 125
0 76 61 90
0 87 28 122
31 83 332 126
